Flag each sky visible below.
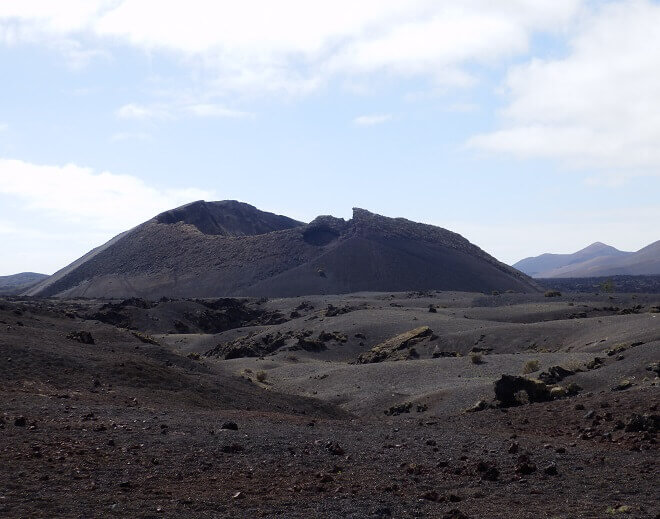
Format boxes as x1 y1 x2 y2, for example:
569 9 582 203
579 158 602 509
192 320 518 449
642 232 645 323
0 0 659 275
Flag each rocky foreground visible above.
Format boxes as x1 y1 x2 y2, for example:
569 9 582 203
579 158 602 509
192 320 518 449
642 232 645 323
1 292 658 518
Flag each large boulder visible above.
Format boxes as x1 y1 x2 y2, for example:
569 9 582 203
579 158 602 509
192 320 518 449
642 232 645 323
494 375 555 407
357 326 432 363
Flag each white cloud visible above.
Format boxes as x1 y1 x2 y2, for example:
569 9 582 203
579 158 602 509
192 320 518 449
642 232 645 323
116 103 171 120
354 114 392 126
54 38 110 69
0 1 584 92
0 219 18 234
109 131 153 142
445 102 479 113
0 158 215 231
116 102 253 122
0 2 111 67
468 0 660 180
187 104 253 119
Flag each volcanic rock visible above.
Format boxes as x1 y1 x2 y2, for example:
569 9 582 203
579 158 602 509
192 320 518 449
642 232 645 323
358 326 432 363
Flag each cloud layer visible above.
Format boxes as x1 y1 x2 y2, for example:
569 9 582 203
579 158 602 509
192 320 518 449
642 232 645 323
0 1 582 93
468 0 660 178
0 158 214 231
354 114 392 127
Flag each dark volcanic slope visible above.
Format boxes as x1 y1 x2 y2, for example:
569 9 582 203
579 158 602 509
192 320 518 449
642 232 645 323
0 272 48 295
155 199 304 236
28 202 539 298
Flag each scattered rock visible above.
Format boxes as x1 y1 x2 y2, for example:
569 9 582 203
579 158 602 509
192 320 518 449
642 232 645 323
373 506 392 517
385 402 412 416
221 444 244 453
465 400 488 413
586 357 604 370
318 331 348 343
14 416 27 427
221 421 238 431
131 331 160 345
543 463 558 476
325 442 345 456
293 336 327 352
476 461 499 481
515 455 537 475
432 348 460 358
66 331 95 345
624 414 658 433
611 380 632 391
324 304 355 317
645 362 659 376
442 510 470 519
494 375 554 407
538 365 575 384
421 490 441 501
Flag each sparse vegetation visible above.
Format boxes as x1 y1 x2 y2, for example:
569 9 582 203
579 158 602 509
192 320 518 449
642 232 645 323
606 505 632 515
522 359 540 374
600 279 615 293
470 353 483 364
256 370 267 382
544 290 562 297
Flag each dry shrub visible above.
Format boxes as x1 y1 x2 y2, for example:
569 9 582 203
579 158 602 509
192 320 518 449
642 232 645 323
522 359 540 374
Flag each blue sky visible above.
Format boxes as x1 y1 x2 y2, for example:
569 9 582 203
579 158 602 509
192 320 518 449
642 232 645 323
1 0 659 275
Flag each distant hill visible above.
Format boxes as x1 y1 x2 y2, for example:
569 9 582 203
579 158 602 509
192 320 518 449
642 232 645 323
537 275 660 294
27 200 539 298
0 272 49 295
514 241 660 278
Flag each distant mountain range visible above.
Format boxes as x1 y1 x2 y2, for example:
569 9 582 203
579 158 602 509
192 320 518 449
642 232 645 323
26 200 539 298
0 272 48 295
514 241 660 278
